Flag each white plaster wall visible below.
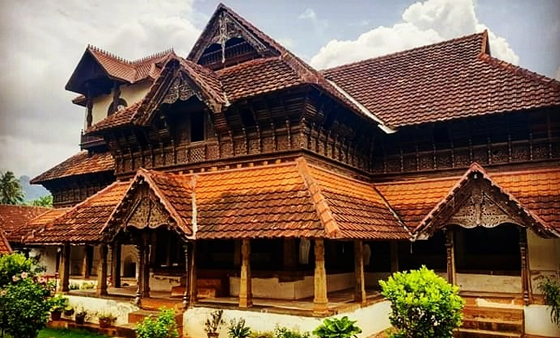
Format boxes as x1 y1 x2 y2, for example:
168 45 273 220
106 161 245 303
30 247 57 274
149 274 182 291
527 231 560 295
183 301 391 338
456 273 522 293
90 81 151 126
229 273 355 300
65 295 139 326
525 304 560 337
121 244 139 278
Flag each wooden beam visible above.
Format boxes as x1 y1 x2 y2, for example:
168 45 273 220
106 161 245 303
135 241 145 305
313 238 328 315
96 244 108 296
354 240 366 305
445 228 456 285
520 228 533 305
111 242 121 288
59 244 71 292
239 239 253 308
187 242 197 308
390 241 399 273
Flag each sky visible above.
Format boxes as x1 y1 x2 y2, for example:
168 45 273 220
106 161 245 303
0 0 559 179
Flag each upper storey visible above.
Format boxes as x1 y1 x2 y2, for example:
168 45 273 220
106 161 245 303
40 3 560 188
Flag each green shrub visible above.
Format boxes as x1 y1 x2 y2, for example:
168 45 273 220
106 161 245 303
538 277 560 328
228 318 251 338
0 254 54 338
69 282 80 290
204 309 225 334
273 326 309 338
136 308 179 338
50 294 69 312
80 281 95 290
380 266 464 338
313 316 362 338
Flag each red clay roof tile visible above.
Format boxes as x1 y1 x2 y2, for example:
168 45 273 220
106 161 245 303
0 230 11 254
0 205 51 242
31 151 114 184
323 32 560 128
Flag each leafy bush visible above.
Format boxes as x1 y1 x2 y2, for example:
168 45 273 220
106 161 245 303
136 308 179 338
0 254 54 338
273 326 310 338
228 318 251 338
313 316 362 338
69 282 80 290
80 281 96 290
0 252 44 286
538 277 560 328
380 266 464 338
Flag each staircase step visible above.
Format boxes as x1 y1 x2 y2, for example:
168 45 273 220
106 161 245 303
461 318 523 334
455 328 522 338
463 306 524 321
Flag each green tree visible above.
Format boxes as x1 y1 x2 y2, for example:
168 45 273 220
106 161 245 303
0 171 24 205
28 195 53 207
380 266 464 338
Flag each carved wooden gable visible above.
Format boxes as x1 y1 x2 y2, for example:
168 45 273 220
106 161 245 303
126 191 170 230
188 5 279 65
416 166 555 238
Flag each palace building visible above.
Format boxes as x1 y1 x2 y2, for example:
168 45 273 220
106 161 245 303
4 3 560 337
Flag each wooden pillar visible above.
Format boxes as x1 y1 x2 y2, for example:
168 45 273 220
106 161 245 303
390 241 399 273
59 244 71 292
86 87 93 128
354 240 366 305
445 228 456 285
239 239 253 308
313 238 328 314
182 242 190 309
111 242 121 288
519 228 532 305
135 241 145 305
81 245 93 279
96 244 108 296
142 235 151 298
187 242 197 308
283 238 298 270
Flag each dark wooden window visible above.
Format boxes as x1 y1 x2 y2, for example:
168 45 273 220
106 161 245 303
190 112 205 142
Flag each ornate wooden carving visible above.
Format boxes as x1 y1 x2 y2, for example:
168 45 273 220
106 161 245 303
126 196 169 230
519 229 532 305
445 229 456 285
162 76 196 105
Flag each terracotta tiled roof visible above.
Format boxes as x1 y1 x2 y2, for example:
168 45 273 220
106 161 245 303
0 230 11 254
26 182 130 244
86 102 141 133
31 151 114 184
0 205 51 242
376 165 560 236
13 208 70 243
323 31 560 128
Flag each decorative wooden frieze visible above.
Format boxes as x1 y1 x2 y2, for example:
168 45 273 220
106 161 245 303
162 77 196 105
126 196 170 230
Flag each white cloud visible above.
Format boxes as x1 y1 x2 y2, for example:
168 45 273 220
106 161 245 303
310 0 519 69
298 8 328 35
0 0 202 177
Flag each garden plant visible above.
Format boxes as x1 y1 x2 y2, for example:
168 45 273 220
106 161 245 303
313 316 362 338
136 308 179 338
380 266 464 338
228 318 251 338
538 277 560 328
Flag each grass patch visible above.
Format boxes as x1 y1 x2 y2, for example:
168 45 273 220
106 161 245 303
37 328 110 338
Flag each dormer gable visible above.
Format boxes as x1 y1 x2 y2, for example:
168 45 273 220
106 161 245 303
187 3 284 70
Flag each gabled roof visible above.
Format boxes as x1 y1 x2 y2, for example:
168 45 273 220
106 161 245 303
102 169 194 240
25 181 129 244
66 46 174 95
0 230 11 254
31 151 114 184
0 205 51 242
323 31 560 128
376 164 560 238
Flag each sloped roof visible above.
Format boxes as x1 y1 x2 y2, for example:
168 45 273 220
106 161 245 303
376 165 560 237
31 151 114 184
323 31 560 128
66 47 174 94
0 205 51 242
0 230 11 254
26 182 129 244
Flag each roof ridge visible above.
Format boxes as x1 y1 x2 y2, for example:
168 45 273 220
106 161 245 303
322 31 485 73
479 53 560 90
295 158 339 237
131 48 175 65
87 44 133 65
0 204 50 211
